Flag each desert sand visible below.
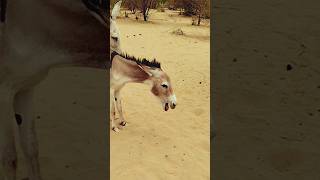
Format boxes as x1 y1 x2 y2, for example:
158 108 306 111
12 9 210 180
110 10 210 180
213 0 320 179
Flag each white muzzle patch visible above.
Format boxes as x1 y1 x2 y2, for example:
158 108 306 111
169 94 177 109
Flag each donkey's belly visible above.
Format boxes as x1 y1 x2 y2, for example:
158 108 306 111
0 60 49 91
7 66 50 91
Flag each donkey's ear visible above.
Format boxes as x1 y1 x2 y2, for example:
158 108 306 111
111 0 122 20
138 64 153 77
138 65 162 77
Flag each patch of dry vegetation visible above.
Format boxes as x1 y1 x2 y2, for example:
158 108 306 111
111 0 210 25
171 28 184 35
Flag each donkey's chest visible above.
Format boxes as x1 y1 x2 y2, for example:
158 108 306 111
110 71 130 89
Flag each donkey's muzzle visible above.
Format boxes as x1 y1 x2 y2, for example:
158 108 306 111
170 103 176 109
164 103 169 111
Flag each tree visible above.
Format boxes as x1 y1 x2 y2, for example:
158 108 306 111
123 0 139 13
120 0 157 21
139 0 157 21
193 0 209 25
167 0 210 25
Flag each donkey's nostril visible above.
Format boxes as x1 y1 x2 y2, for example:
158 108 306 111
170 103 176 109
112 36 118 41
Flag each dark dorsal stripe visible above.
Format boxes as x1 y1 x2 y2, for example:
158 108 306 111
0 0 7 23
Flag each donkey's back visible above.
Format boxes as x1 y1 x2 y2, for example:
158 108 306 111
0 0 109 90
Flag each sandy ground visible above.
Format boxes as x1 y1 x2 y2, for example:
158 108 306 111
213 0 320 179
110 10 210 180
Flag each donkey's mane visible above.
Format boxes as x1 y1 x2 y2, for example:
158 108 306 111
119 53 161 69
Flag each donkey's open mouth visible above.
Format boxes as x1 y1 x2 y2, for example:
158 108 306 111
164 101 176 111
165 103 169 111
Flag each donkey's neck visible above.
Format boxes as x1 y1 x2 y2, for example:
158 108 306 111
111 56 150 86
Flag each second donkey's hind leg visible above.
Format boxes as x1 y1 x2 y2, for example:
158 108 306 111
14 89 42 180
0 89 17 180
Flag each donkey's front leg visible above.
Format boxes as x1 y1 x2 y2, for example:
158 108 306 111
14 88 42 180
114 90 126 127
110 91 120 132
0 90 17 180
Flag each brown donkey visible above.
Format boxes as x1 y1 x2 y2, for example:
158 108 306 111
110 51 177 132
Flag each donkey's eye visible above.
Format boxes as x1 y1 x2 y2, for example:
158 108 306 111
161 84 168 88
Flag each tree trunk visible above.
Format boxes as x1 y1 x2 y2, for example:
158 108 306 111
143 13 147 21
143 7 149 21
197 14 201 26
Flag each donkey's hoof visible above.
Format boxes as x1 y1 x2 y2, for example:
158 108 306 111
120 121 127 126
112 127 120 132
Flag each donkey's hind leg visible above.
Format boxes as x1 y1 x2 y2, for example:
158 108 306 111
0 89 17 180
14 89 42 180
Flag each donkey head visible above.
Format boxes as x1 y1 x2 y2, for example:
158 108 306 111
110 0 122 53
141 66 177 111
